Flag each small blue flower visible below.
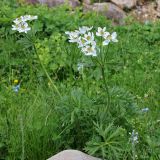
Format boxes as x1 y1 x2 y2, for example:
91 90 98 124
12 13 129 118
12 84 20 93
141 108 149 112
77 63 84 71
129 130 138 144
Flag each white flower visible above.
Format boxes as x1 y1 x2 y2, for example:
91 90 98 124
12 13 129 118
69 32 79 43
65 30 79 43
18 22 31 33
82 45 97 56
12 22 31 33
78 35 96 48
77 37 87 48
13 17 24 24
96 27 106 37
12 15 37 34
103 32 118 46
24 15 38 21
13 15 38 24
83 32 94 44
13 17 26 24
12 23 20 31
79 26 87 34
79 26 93 34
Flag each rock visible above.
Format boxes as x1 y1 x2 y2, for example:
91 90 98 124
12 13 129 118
83 0 91 5
26 0 80 8
157 0 160 6
26 0 38 4
156 0 160 17
46 0 80 8
110 0 137 9
131 1 158 22
84 3 126 24
47 150 101 160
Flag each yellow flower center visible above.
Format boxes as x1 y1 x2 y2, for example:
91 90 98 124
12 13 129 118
87 47 93 52
21 24 26 29
100 30 104 35
107 35 112 40
86 36 91 41
81 39 86 44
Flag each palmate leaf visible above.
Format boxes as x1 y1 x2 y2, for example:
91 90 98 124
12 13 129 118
85 122 127 160
109 86 138 118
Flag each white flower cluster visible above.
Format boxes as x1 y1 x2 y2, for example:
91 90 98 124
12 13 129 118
12 15 38 33
65 26 96 56
65 26 118 57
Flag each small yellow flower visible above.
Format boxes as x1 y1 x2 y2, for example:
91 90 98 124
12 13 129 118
14 79 19 84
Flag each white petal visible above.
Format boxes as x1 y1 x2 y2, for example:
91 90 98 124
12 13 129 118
98 27 102 32
111 32 117 39
96 32 101 36
112 38 118 42
87 26 93 31
92 50 97 56
91 41 96 47
103 27 106 31
111 32 118 42
32 15 38 20
103 40 110 45
65 31 70 35
12 28 17 31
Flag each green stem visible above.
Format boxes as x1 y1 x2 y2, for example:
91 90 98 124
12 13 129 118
33 44 61 97
101 65 110 107
99 39 110 107
104 45 109 64
24 34 61 97
132 143 136 160
20 114 25 160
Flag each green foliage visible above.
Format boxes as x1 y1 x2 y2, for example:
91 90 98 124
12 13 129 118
0 1 160 160
85 123 127 160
